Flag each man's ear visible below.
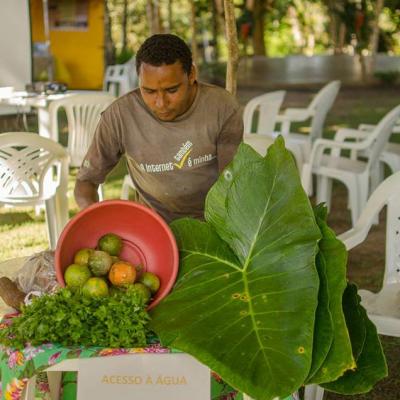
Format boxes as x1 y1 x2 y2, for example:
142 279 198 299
189 63 197 85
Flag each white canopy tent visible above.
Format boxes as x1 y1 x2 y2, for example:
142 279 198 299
0 0 32 115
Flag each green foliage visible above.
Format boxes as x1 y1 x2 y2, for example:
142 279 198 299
115 47 134 64
0 287 151 349
150 138 387 399
374 70 400 85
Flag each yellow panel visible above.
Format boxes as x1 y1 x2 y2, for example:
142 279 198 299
30 0 45 42
30 0 104 89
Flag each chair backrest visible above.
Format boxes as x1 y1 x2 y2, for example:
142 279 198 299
308 80 341 142
49 93 115 167
243 91 285 135
0 132 68 205
367 105 400 169
243 133 274 156
103 63 137 97
339 171 400 287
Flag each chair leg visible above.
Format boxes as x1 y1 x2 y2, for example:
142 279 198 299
304 384 325 400
370 163 383 195
347 184 360 227
54 191 69 245
45 198 58 250
316 176 332 211
98 184 104 202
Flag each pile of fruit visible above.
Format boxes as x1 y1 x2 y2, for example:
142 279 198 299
64 233 160 305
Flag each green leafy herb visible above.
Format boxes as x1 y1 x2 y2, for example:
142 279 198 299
0 286 150 349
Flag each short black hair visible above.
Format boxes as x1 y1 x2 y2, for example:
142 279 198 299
136 34 192 75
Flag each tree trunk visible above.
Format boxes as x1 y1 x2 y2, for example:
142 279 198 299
326 0 339 53
146 0 162 34
167 0 173 32
189 0 199 66
252 0 266 56
223 0 239 96
121 0 128 52
369 0 384 56
104 0 116 66
211 0 220 61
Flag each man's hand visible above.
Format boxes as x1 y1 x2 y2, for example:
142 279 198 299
74 180 99 210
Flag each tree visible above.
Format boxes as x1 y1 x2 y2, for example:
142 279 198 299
252 0 267 56
121 0 128 52
147 0 163 34
104 0 116 65
369 0 385 56
189 0 200 66
223 0 239 96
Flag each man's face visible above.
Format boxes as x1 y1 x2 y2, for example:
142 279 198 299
139 61 196 121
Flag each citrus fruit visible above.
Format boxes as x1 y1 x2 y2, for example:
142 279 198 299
138 272 160 294
98 233 123 256
108 261 136 287
82 277 109 297
131 283 151 304
111 256 120 264
73 248 94 265
88 250 112 276
64 264 92 289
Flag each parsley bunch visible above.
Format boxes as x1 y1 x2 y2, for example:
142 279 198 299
0 287 151 349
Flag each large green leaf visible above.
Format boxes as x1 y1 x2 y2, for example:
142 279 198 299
322 283 388 394
205 143 263 242
306 251 333 382
150 138 321 400
341 283 366 362
308 206 355 384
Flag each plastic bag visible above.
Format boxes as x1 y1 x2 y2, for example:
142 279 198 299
15 251 60 295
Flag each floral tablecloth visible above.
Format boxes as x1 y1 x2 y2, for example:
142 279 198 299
0 314 296 400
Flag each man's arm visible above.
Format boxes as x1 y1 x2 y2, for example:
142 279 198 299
74 179 99 210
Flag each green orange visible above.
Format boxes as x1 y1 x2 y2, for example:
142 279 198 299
131 283 151 304
73 248 94 266
98 233 123 256
64 264 92 290
82 277 109 297
139 272 160 294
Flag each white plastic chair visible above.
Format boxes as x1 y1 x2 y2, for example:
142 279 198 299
275 81 341 167
301 105 400 226
243 91 285 135
49 93 115 167
49 93 115 201
304 171 400 400
0 132 69 249
359 120 400 179
243 133 274 156
103 63 137 97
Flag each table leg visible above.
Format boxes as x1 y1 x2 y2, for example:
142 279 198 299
47 371 63 400
38 108 52 139
22 375 36 400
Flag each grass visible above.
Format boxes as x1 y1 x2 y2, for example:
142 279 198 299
1 85 400 399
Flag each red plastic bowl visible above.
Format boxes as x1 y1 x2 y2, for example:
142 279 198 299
55 200 179 309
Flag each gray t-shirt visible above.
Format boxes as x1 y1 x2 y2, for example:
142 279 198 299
77 82 243 222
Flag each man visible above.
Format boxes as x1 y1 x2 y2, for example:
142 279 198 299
74 34 243 222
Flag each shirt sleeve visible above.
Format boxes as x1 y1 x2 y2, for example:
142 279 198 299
76 114 123 185
217 107 244 172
